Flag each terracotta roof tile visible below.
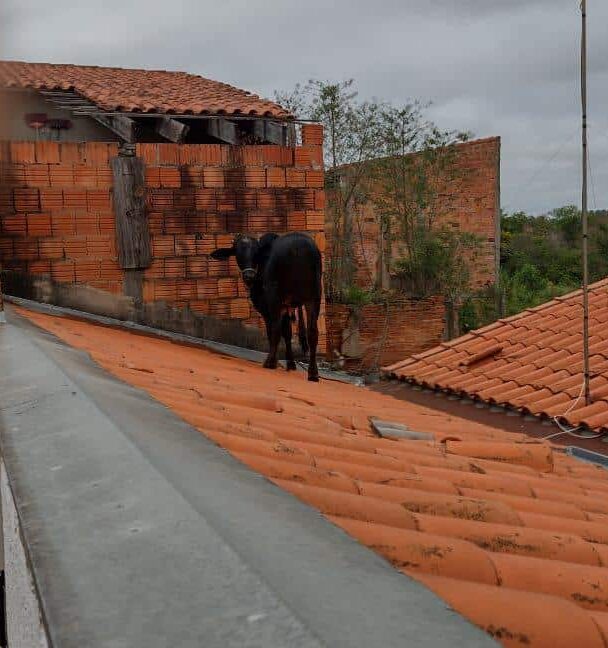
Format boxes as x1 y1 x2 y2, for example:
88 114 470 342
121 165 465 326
385 278 608 434
0 60 290 118
14 303 608 647
416 575 607 647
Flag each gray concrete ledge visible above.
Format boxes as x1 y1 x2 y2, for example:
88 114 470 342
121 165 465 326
0 308 494 647
4 295 362 386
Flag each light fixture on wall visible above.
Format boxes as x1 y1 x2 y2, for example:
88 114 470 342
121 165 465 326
47 119 73 140
25 113 48 138
47 119 72 131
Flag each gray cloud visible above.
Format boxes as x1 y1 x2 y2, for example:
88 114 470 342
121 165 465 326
2 0 606 213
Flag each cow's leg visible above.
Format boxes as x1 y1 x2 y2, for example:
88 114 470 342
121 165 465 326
282 313 297 371
297 305 308 356
263 291 282 369
304 299 321 382
263 315 281 369
263 316 271 346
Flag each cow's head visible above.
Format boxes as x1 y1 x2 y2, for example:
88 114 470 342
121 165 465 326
210 233 278 288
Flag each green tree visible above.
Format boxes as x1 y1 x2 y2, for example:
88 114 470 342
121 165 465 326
275 79 386 299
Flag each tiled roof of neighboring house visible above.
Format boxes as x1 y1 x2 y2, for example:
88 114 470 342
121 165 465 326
16 304 608 648
0 60 291 118
385 278 608 435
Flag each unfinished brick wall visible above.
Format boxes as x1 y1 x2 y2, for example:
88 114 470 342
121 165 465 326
433 136 500 288
326 296 445 371
326 137 501 292
0 140 123 293
137 125 325 346
0 128 327 350
324 137 500 368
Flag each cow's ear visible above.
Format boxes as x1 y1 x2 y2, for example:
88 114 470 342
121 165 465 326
209 247 235 260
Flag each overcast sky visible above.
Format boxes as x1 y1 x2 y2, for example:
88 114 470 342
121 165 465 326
2 0 607 214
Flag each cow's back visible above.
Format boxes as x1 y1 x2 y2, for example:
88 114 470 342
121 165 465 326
264 233 321 303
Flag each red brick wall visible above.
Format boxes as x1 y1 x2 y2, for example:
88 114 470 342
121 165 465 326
0 127 327 348
0 140 123 292
137 126 325 344
324 137 499 368
326 296 445 371
433 137 500 288
327 137 501 291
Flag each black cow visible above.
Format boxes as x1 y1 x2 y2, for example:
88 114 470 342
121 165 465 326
210 232 322 382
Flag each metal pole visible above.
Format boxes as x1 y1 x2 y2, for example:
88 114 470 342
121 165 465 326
581 0 591 405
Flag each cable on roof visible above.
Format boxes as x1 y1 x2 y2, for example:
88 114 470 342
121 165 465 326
541 379 603 440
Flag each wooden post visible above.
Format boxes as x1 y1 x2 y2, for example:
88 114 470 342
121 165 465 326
110 156 151 269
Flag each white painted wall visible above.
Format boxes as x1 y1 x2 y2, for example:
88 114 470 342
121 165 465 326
0 89 118 142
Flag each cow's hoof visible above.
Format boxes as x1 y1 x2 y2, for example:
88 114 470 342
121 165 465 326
308 374 320 382
263 358 278 369
286 360 297 371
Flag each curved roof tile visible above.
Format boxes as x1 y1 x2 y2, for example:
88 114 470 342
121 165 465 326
0 60 291 119
15 304 608 647
384 278 608 434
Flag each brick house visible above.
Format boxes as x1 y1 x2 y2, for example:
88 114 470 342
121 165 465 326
325 137 501 370
0 61 326 350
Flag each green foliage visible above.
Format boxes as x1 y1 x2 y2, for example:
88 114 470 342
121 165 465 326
275 78 469 303
393 227 481 300
463 206 608 331
338 285 375 307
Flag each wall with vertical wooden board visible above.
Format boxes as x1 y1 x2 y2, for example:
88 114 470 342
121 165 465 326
0 129 327 350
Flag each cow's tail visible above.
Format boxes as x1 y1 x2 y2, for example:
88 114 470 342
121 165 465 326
297 305 308 355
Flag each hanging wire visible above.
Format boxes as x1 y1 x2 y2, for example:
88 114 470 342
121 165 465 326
501 130 579 213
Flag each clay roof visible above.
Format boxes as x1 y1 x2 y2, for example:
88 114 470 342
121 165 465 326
0 60 290 118
16 304 608 647
385 278 608 435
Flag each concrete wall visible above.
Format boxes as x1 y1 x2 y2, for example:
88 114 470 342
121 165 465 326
0 129 327 351
0 90 118 143
1 462 49 648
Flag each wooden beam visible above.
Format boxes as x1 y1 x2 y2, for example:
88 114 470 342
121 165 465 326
252 120 266 142
110 156 151 269
94 114 137 143
252 120 288 145
265 121 287 145
156 117 190 143
206 118 238 144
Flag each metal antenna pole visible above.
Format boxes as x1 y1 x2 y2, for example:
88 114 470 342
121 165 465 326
581 0 591 405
